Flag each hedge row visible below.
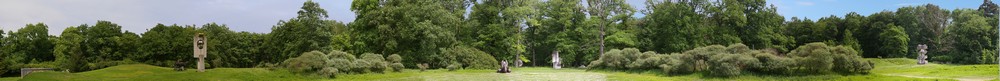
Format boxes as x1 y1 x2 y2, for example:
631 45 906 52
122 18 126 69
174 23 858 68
281 50 403 78
589 43 872 77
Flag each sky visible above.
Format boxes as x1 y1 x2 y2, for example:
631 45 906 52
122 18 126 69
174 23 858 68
0 0 995 35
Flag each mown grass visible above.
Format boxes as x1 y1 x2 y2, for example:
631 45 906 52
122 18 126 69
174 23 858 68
4 58 996 81
0 77 19 81
868 58 998 81
600 70 953 81
331 67 606 81
16 64 318 81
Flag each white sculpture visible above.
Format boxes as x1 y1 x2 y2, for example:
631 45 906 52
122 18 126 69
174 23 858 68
917 44 928 65
552 51 561 69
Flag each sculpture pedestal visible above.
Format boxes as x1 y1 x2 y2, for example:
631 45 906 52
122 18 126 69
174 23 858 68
197 57 205 72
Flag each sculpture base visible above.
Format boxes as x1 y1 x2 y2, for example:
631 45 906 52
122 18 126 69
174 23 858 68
197 57 205 72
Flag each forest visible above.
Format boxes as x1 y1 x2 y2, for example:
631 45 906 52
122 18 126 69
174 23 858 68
0 0 997 78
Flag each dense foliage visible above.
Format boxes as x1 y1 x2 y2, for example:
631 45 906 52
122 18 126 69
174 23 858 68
281 50 397 78
0 0 996 77
589 43 871 77
438 46 500 69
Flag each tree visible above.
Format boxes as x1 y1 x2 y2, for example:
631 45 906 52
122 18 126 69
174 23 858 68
54 26 86 71
586 0 634 56
199 23 266 67
468 0 537 61
266 0 334 63
641 0 720 53
7 23 54 62
935 9 996 64
526 0 590 66
139 24 195 66
1 23 54 75
878 24 910 58
856 11 909 58
350 0 462 67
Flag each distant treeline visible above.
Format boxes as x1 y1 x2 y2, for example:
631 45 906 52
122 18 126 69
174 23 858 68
0 0 996 77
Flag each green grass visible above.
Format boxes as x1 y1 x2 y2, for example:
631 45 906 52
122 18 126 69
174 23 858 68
331 67 606 81
868 58 998 81
16 64 318 81
0 77 18 81
5 58 996 81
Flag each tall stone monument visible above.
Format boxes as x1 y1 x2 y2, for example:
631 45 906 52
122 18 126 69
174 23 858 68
552 51 561 69
917 44 928 65
193 33 207 72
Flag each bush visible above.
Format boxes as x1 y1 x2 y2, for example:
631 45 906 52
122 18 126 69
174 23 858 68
319 67 338 78
282 51 328 73
788 42 871 74
387 54 402 63
657 53 684 74
589 43 868 76
328 50 356 61
751 52 794 75
447 63 461 71
708 54 758 77
361 53 387 73
440 46 498 69
789 43 834 73
279 50 401 77
416 63 429 72
329 58 352 73
830 46 872 74
390 63 404 72
361 53 385 62
594 49 626 69
352 60 371 73
670 53 699 74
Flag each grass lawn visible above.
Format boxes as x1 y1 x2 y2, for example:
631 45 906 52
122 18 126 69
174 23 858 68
12 64 319 81
3 58 996 81
868 58 998 81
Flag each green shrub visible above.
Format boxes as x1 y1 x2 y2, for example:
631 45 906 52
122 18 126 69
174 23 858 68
592 49 626 69
280 50 402 76
319 67 338 78
352 60 371 73
329 59 352 73
657 53 684 74
752 52 794 75
369 61 387 73
708 54 758 77
282 51 328 73
789 43 835 73
626 51 657 69
416 63 429 72
589 43 868 76
447 63 461 71
361 53 387 73
788 42 870 74
830 46 872 74
670 53 699 74
440 46 498 69
387 54 402 63
390 63 404 72
328 50 356 61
